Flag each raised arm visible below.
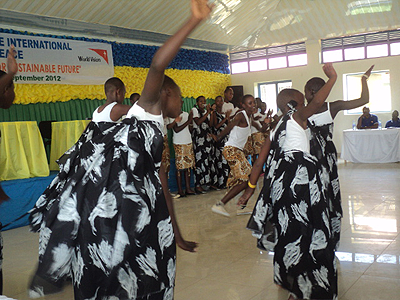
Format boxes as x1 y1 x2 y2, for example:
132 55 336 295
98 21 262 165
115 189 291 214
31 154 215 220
138 0 213 115
295 63 337 126
330 65 374 118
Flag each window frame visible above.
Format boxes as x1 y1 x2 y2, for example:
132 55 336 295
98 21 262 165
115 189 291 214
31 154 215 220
230 42 307 74
321 29 400 63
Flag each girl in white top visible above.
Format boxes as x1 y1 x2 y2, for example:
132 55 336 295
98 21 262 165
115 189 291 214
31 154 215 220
211 94 256 217
167 110 196 197
92 77 131 123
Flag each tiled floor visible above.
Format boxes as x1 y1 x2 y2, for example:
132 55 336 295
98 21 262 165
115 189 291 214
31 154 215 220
2 160 400 299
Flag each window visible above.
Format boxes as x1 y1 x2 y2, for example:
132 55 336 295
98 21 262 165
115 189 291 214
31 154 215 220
231 61 248 74
344 70 391 115
322 29 400 63
230 42 306 74
257 80 292 114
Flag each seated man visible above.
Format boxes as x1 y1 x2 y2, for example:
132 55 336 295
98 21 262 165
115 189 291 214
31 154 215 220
385 110 400 128
357 106 378 129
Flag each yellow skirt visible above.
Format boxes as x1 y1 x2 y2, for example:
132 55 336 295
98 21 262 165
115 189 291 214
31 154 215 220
222 145 251 189
243 136 253 156
251 132 266 155
173 143 195 170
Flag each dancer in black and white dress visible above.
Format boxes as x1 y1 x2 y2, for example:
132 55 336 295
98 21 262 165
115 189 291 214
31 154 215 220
191 96 218 193
28 1 212 298
306 65 374 250
210 96 230 189
241 64 339 300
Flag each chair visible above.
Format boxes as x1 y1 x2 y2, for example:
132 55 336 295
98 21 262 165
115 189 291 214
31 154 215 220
39 120 56 163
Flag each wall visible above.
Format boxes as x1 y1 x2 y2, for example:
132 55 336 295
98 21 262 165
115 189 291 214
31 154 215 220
231 40 400 153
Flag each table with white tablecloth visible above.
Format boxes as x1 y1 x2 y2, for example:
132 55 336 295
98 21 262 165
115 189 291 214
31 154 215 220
341 128 400 163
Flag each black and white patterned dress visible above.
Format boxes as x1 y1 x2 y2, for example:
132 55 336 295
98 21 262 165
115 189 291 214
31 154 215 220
191 106 216 187
29 116 176 300
247 110 337 300
213 111 229 188
309 104 342 251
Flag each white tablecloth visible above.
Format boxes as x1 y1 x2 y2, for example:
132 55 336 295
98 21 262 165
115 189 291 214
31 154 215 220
341 128 400 163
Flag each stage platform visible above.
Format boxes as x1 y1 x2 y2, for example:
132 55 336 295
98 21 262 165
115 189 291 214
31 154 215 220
0 172 57 231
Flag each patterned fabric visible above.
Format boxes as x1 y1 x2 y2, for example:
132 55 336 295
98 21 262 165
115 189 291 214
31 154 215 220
161 134 171 172
247 111 337 300
309 120 342 251
222 146 251 189
29 119 176 300
213 111 229 188
173 144 195 170
251 132 265 155
191 106 216 187
243 136 253 156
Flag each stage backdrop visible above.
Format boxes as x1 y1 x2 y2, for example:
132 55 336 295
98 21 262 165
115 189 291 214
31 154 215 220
0 28 231 123
0 32 114 85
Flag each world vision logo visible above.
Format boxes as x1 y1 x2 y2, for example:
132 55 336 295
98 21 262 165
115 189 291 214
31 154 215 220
86 48 109 64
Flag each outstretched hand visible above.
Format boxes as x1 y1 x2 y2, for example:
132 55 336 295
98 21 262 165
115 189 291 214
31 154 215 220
177 238 198 252
323 63 337 79
191 0 214 21
7 45 17 75
363 65 374 79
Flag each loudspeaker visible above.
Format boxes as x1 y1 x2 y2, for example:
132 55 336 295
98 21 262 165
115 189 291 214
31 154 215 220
229 85 244 108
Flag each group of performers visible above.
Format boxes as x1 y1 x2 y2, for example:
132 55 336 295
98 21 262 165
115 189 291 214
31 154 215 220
0 0 376 299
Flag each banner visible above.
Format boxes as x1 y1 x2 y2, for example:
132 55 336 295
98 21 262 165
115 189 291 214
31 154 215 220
0 32 114 85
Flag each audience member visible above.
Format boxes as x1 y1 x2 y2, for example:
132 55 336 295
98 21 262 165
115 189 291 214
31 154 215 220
385 110 400 128
357 106 378 129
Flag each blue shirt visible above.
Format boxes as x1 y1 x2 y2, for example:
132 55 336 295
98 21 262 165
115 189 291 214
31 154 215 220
385 118 400 128
359 114 378 128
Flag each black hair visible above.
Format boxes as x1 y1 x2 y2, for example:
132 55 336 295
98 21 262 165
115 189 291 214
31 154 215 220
162 75 178 90
224 87 233 94
130 93 140 101
196 95 205 103
305 77 325 94
104 77 125 94
241 94 254 104
277 88 302 111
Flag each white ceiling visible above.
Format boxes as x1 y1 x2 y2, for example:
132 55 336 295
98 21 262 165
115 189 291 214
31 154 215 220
0 0 399 52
